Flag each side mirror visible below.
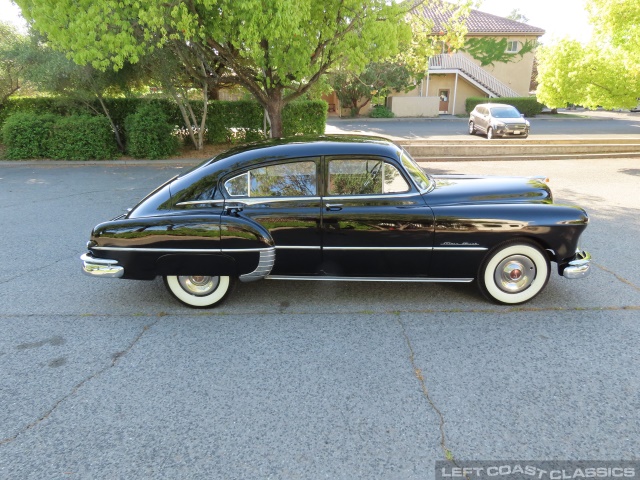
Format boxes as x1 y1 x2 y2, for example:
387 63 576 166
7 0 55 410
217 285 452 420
521 114 525 118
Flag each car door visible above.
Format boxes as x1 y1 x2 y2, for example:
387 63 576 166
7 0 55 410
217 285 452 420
320 155 434 277
475 106 488 133
223 158 322 275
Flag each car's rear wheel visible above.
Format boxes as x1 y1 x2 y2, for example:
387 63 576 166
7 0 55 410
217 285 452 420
164 275 234 308
478 241 550 304
487 127 494 139
468 121 476 135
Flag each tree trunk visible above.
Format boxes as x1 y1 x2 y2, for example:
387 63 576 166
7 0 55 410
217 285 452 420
96 95 125 152
265 89 284 138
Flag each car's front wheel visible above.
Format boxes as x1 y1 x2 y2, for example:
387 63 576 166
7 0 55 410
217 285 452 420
487 127 494 139
478 241 550 304
468 121 476 135
164 275 234 308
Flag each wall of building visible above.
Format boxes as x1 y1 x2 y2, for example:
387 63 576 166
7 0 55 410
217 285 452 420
462 34 538 96
388 96 439 117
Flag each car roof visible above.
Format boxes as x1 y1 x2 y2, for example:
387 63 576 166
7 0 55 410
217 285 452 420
200 135 403 172
475 103 518 109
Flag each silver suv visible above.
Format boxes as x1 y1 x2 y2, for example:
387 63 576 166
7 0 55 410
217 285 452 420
469 103 530 139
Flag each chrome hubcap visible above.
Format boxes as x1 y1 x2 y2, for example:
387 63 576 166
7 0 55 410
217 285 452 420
178 275 220 296
494 255 535 293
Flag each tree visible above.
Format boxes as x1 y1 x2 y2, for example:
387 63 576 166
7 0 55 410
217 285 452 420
331 62 417 116
14 0 449 137
0 21 30 103
536 0 640 110
506 9 529 23
17 35 143 152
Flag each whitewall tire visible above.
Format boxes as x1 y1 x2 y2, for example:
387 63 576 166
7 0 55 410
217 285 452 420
478 242 550 305
487 127 494 140
164 275 234 308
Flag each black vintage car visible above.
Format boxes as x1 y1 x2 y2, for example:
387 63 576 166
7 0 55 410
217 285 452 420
81 136 591 307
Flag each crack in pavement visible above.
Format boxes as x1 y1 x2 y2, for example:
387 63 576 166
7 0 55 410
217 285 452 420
395 315 460 466
0 320 160 446
595 262 640 293
0 252 79 286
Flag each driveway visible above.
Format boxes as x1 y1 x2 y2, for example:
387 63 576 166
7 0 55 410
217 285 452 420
0 159 638 478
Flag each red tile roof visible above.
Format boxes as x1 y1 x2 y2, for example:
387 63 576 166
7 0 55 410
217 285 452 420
417 5 545 36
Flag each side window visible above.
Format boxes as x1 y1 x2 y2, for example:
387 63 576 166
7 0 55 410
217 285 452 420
327 158 410 196
224 160 317 198
506 40 519 53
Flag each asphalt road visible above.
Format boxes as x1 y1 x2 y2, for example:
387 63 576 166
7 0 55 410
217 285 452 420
0 159 639 479
326 113 640 140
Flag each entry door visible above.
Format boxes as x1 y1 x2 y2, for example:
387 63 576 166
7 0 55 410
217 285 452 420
439 89 450 113
223 158 323 275
321 156 434 277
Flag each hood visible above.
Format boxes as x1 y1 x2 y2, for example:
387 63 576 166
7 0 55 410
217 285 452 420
425 175 552 206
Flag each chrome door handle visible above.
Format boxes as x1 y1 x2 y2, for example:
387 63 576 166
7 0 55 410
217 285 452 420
325 203 343 211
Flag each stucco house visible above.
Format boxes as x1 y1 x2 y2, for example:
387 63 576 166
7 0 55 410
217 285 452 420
326 7 545 117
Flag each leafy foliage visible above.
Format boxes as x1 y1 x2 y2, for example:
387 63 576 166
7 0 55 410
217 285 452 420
537 0 640 110
15 0 459 136
331 62 416 116
282 101 327 137
465 97 544 117
463 38 538 67
369 106 395 118
125 103 179 159
2 112 56 159
0 21 31 103
48 115 119 160
2 112 118 159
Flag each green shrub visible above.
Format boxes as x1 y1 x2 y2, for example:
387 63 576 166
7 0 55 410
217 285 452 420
49 115 119 160
125 103 179 159
282 100 327 136
465 96 544 117
1 113 57 159
369 105 395 118
206 100 265 144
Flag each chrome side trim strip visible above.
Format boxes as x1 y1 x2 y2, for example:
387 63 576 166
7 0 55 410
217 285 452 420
433 247 488 251
239 248 276 283
323 246 432 251
93 246 274 253
266 275 474 283
94 245 485 253
94 246 223 253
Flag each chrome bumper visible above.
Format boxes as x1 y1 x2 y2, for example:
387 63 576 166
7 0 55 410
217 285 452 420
81 253 124 278
562 250 591 279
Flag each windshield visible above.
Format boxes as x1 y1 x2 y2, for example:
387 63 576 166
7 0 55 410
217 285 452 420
400 149 432 192
490 106 521 118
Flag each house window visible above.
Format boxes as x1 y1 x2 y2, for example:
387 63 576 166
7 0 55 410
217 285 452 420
506 41 519 53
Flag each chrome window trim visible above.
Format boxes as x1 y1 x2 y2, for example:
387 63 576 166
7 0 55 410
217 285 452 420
275 245 322 250
176 196 322 207
322 192 418 201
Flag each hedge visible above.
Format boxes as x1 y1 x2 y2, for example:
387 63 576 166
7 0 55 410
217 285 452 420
465 96 544 117
125 103 179 159
49 115 119 160
1 97 328 144
2 113 58 159
2 113 119 160
282 101 327 136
